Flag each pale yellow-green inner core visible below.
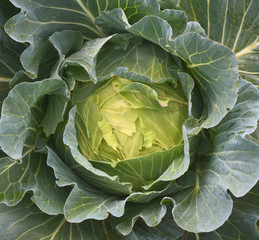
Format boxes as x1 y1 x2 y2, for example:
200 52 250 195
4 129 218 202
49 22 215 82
76 77 188 164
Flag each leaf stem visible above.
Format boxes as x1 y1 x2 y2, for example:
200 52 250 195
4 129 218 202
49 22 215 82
195 233 200 240
195 162 200 191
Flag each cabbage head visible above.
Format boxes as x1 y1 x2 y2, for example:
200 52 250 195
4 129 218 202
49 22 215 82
77 76 188 163
0 0 259 239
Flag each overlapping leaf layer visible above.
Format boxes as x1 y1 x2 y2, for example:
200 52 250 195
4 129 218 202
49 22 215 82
0 0 258 239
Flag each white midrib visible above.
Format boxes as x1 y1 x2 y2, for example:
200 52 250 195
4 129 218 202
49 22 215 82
232 0 254 52
0 77 12 82
207 0 211 38
0 59 15 74
221 0 229 44
76 0 96 23
76 0 105 36
49 218 66 240
236 36 259 58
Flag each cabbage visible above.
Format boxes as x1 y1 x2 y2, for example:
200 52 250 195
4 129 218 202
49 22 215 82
0 0 258 239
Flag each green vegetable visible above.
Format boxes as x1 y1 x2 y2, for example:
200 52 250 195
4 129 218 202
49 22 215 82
0 0 258 239
76 76 188 164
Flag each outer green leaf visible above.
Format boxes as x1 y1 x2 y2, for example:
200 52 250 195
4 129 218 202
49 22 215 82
0 0 26 108
96 8 188 37
125 179 193 204
64 106 133 195
0 194 134 240
0 0 25 79
237 41 259 87
0 152 68 215
92 145 184 191
165 0 259 86
4 0 160 78
49 30 84 82
9 70 34 88
20 38 59 79
158 0 177 9
144 152 187 190
132 210 184 240
185 182 259 240
0 27 24 79
0 79 69 159
95 8 132 34
37 33 79 137
0 0 18 25
64 35 116 82
167 34 238 129
41 95 68 137
0 81 9 110
213 78 259 144
48 140 192 225
5 0 160 42
173 173 233 233
204 139 259 197
64 186 125 222
173 138 259 233
156 9 187 37
66 33 182 84
160 0 258 51
50 30 84 57
115 198 168 236
5 0 104 42
96 9 239 129
209 78 259 197
47 145 128 223
183 21 206 37
48 30 84 93
172 78 259 232
128 16 238 127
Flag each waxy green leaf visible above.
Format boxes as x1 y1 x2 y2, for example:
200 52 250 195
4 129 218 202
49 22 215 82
0 152 68 215
184 182 259 240
0 79 69 159
161 0 259 86
0 0 26 108
172 78 259 232
0 194 135 240
96 8 239 129
0 0 258 239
